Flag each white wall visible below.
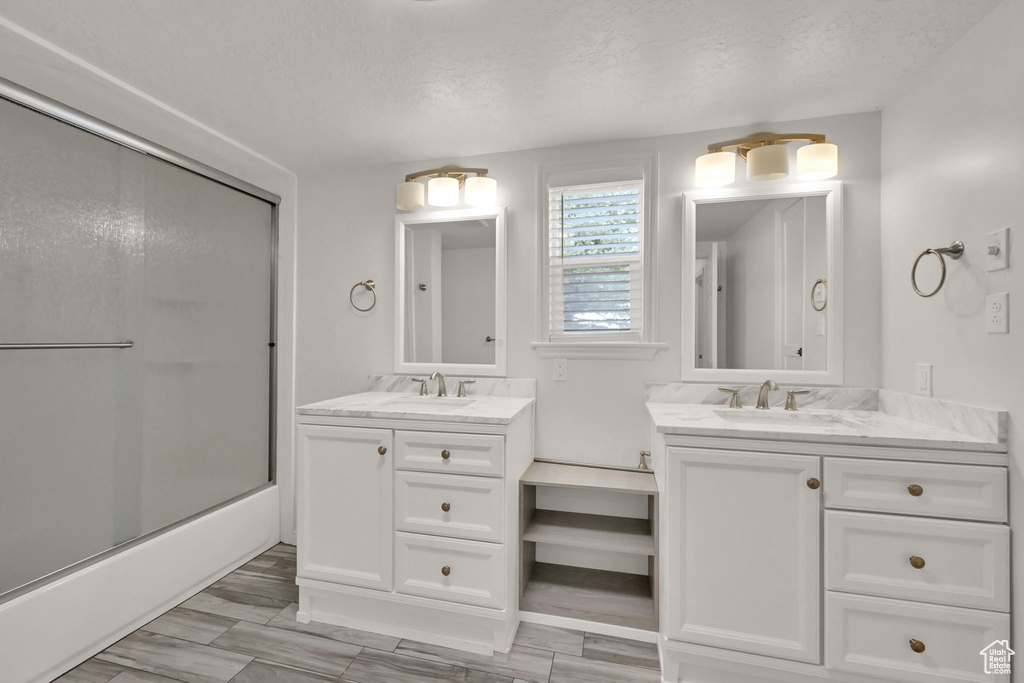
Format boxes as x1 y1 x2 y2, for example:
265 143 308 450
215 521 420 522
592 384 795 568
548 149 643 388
296 111 881 479
726 201 782 369
442 246 497 365
879 0 1024 638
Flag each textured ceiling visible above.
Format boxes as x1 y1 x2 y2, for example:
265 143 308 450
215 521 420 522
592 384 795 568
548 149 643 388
0 0 1002 172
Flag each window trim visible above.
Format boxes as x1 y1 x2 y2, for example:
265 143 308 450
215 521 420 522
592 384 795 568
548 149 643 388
534 156 665 360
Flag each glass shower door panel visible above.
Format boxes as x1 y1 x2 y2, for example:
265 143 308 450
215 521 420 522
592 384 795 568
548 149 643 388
140 158 272 533
0 100 145 595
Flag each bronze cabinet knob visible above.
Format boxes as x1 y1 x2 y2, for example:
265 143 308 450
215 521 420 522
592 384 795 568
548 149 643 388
908 484 924 497
807 478 821 490
909 556 926 569
441 502 451 512
441 566 451 577
909 639 926 653
377 446 387 455
441 449 451 460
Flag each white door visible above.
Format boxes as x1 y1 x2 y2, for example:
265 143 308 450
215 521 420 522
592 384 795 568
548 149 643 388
665 448 821 663
777 199 805 369
296 425 393 591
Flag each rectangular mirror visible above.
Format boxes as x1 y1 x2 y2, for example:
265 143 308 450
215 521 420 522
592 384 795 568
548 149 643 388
395 207 507 377
682 181 843 385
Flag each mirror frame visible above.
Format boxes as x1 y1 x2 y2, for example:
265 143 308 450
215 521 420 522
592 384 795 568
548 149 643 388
394 206 508 377
681 181 843 385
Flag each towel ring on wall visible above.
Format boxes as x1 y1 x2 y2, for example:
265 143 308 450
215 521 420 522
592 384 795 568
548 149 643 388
350 279 377 312
911 240 964 298
810 278 828 312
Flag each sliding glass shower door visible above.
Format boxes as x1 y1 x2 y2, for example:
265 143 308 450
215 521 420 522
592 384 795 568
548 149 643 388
0 94 275 598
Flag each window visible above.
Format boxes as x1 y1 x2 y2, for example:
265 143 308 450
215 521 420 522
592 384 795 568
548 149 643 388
547 180 644 341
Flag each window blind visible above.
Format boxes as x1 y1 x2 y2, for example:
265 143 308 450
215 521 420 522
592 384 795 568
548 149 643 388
547 180 644 339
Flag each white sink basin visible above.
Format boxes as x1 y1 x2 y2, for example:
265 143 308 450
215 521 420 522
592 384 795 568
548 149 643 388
713 409 857 432
379 396 477 411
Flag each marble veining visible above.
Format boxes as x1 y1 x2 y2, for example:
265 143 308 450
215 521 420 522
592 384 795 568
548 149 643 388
367 374 536 398
297 391 534 424
645 382 878 410
879 389 1005 443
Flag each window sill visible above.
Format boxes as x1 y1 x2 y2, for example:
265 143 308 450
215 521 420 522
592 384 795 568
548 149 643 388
530 341 668 360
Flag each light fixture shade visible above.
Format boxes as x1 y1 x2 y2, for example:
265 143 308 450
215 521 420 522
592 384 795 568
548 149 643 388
396 181 425 210
695 151 736 187
427 176 460 207
747 144 789 180
464 176 497 206
797 142 839 180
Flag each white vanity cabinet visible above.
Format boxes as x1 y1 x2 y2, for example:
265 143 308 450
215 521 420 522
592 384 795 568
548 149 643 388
664 448 821 663
653 429 1010 683
294 399 534 656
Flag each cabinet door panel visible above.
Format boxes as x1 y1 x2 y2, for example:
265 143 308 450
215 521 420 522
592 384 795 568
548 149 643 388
665 448 820 663
297 425 392 590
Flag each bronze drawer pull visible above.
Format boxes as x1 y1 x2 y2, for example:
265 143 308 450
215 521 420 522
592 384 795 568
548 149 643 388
908 484 924 497
909 639 926 653
807 478 821 490
441 449 451 460
909 556 926 569
441 502 451 512
377 446 387 455
441 566 451 577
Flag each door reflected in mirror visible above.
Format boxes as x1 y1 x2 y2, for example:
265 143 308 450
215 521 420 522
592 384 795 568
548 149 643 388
404 217 496 365
395 207 507 377
695 196 827 370
683 182 842 385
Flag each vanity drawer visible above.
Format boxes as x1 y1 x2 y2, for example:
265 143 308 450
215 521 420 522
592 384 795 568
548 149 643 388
395 471 504 542
825 592 1009 682
394 532 504 609
395 431 504 477
823 458 1007 522
825 511 1009 612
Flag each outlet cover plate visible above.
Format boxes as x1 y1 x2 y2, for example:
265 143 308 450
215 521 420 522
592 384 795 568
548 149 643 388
986 292 1009 333
553 358 568 381
916 363 932 397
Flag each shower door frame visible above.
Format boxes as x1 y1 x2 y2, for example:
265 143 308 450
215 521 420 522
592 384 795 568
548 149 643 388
0 75 281 605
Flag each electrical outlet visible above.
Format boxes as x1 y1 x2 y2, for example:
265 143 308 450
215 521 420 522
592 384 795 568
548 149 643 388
553 358 568 381
986 292 1009 334
985 228 1009 272
916 363 932 397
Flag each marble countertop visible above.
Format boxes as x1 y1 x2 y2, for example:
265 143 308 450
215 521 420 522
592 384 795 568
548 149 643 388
297 391 535 425
645 402 1007 453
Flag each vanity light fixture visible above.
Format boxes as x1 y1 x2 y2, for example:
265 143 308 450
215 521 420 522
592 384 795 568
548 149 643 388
395 165 497 209
694 132 838 187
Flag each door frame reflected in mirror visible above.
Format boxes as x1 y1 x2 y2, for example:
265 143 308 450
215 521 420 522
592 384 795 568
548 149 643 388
682 181 843 386
395 206 507 377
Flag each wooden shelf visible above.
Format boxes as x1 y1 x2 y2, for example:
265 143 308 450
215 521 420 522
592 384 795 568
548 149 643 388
520 562 657 631
523 510 654 556
520 461 658 495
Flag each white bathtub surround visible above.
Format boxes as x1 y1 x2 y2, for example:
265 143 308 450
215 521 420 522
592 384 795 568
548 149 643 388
367 374 536 398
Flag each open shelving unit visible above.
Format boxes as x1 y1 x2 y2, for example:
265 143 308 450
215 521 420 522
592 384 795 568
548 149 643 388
519 461 659 632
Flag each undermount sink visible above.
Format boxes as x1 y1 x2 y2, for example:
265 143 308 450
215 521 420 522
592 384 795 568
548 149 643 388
379 396 477 410
713 408 858 431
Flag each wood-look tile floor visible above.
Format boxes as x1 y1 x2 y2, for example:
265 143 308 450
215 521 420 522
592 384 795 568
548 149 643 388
55 545 663 683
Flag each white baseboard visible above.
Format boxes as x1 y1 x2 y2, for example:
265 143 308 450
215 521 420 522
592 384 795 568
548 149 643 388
0 486 280 683
519 610 658 643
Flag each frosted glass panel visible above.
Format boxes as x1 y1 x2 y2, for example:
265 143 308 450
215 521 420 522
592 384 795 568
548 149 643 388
0 96 273 597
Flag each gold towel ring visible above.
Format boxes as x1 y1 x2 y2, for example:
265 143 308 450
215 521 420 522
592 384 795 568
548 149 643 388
350 280 376 312
810 278 828 311
911 240 964 298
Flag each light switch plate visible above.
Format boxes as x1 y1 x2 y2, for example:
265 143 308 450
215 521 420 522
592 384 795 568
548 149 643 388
985 228 1009 271
915 363 932 397
986 292 1009 333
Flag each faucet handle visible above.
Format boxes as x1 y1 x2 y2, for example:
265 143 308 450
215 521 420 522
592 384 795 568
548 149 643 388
784 389 811 411
410 377 429 396
718 387 742 409
457 379 476 398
